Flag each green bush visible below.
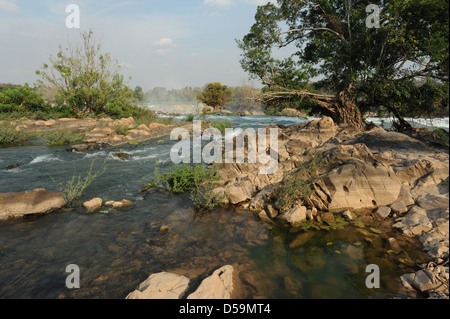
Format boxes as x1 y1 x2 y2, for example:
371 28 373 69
204 119 233 133
40 129 85 146
146 163 224 212
0 83 50 114
0 122 32 145
274 154 329 213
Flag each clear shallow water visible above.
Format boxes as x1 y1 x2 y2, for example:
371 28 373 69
0 115 431 299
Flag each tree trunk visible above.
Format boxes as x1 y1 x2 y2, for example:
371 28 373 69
391 108 413 132
316 86 365 129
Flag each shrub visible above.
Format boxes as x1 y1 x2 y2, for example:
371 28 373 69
41 129 85 146
146 163 224 212
0 122 32 145
204 119 233 133
48 160 107 205
273 154 329 213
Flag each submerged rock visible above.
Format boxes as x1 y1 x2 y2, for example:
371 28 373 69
0 188 66 220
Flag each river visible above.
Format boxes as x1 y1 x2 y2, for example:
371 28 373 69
0 115 441 299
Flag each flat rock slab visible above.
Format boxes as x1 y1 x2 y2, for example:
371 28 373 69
126 272 190 299
0 188 66 221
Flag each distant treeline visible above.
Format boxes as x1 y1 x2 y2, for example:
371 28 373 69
0 83 22 93
142 85 263 113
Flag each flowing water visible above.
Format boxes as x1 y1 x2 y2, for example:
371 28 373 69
0 115 437 299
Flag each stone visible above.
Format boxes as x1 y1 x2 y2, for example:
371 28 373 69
279 206 307 226
187 265 233 299
83 126 116 143
324 159 402 211
126 272 190 299
82 198 103 213
390 201 408 214
388 238 402 253
289 232 314 248
411 270 439 292
160 225 169 233
112 152 130 160
393 206 433 236
258 210 272 222
105 201 115 207
346 245 364 261
377 206 392 219
321 212 335 222
265 205 279 219
342 210 355 221
0 188 66 220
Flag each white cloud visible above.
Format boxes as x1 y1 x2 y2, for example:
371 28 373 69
154 37 175 47
0 0 19 13
203 0 235 7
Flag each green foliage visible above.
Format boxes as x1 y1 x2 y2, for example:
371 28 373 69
36 30 134 117
0 122 32 145
273 154 329 213
147 163 224 212
238 0 449 125
0 83 50 115
114 125 132 136
40 129 85 146
432 128 449 147
197 82 233 111
48 160 107 205
204 119 233 133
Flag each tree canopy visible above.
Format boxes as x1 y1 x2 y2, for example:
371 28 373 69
35 30 134 117
196 82 233 111
237 0 449 129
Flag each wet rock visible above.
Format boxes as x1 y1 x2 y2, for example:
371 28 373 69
82 198 103 213
265 205 279 219
160 225 169 233
401 270 441 293
393 206 433 236
377 206 392 219
187 265 234 299
346 245 364 261
387 238 403 254
6 164 20 170
0 188 66 220
289 232 314 248
258 210 272 222
279 206 307 226
390 201 408 215
321 212 335 222
126 272 190 299
112 152 130 160
342 210 355 221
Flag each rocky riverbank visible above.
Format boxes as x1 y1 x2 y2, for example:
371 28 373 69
214 117 449 298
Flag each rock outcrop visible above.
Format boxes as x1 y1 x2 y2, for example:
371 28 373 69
126 272 190 299
126 265 235 300
0 188 66 220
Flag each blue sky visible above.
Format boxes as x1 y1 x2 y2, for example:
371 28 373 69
0 0 268 90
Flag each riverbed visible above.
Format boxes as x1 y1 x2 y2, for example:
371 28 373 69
0 115 441 299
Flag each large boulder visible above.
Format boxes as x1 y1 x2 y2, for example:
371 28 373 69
322 159 402 211
0 188 66 220
187 265 234 299
126 272 190 299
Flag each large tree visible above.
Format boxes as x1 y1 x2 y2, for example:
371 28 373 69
197 82 233 111
237 0 449 129
36 30 134 117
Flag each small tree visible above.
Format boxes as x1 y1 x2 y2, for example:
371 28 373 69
197 82 233 111
35 30 133 117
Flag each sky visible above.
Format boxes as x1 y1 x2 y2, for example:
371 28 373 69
0 0 269 90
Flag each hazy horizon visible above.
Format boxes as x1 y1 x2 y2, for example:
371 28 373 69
0 0 269 90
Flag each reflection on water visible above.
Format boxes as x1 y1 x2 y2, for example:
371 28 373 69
0 115 432 299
